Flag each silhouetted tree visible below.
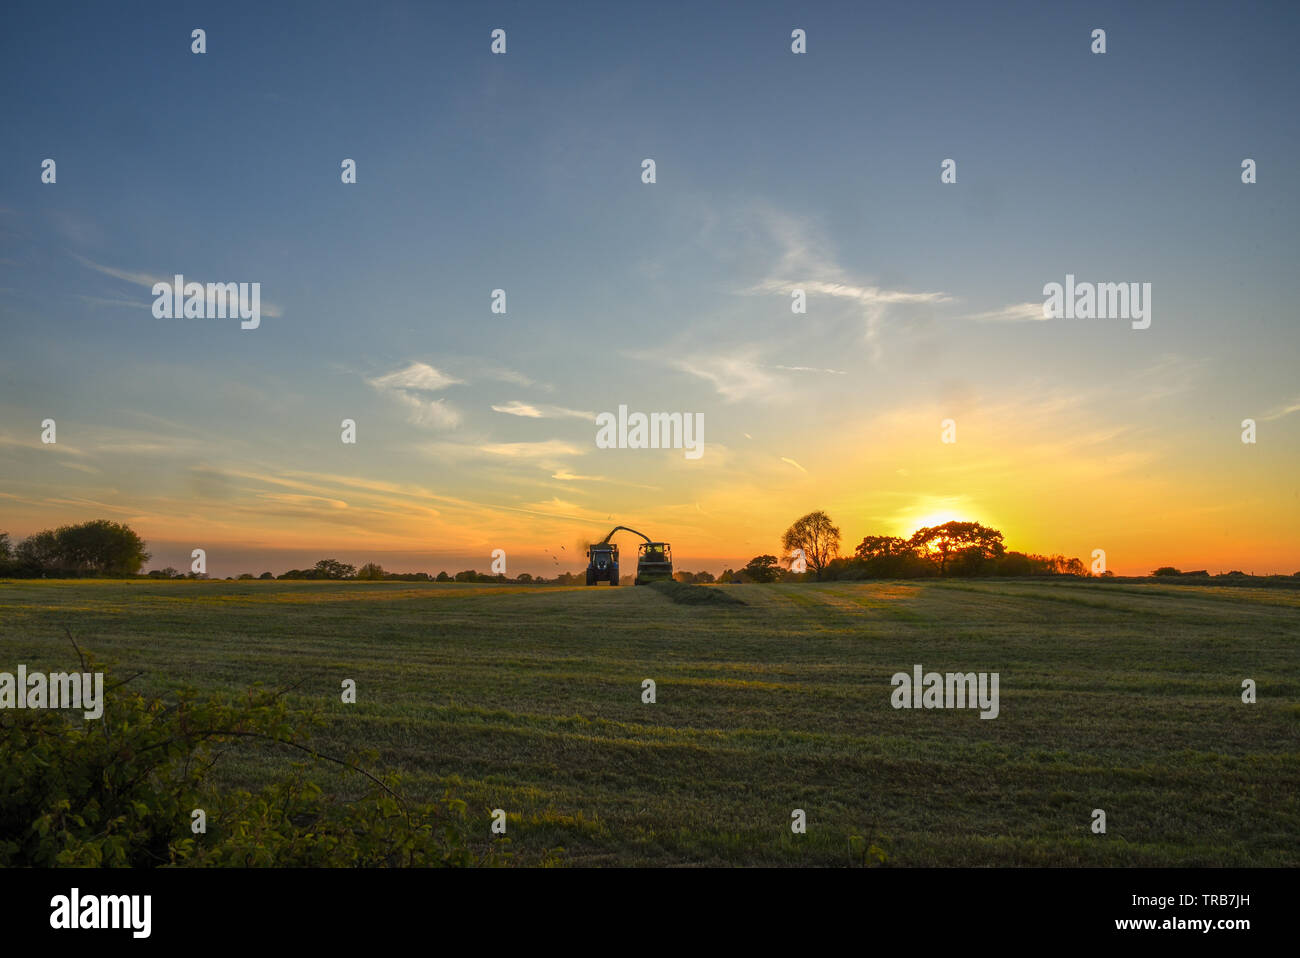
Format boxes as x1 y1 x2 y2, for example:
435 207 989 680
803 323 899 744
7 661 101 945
854 536 913 560
996 552 1033 576
356 562 385 580
742 555 781 583
781 511 840 580
909 521 1004 575
12 520 149 576
313 559 356 579
15 530 60 572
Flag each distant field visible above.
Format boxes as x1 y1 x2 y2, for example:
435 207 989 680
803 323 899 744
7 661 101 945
1 578 1296 866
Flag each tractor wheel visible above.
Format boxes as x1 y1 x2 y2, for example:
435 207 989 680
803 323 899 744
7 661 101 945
586 571 595 586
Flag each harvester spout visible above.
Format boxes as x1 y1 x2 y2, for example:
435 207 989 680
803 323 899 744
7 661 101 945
600 525 653 545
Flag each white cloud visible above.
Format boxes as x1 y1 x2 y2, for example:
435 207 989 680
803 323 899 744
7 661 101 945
1129 354 1208 403
753 277 951 309
396 394 462 428
738 209 951 356
74 256 167 288
524 496 584 514
75 294 153 309
492 400 594 420
961 302 1047 323
493 400 542 418
479 440 584 459
672 354 782 403
483 367 539 388
368 362 464 429
74 256 285 318
259 492 349 510
369 362 462 393
1262 397 1300 422
772 364 848 375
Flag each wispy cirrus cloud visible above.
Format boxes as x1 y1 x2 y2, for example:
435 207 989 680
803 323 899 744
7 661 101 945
75 293 153 309
479 439 584 459
368 362 463 429
74 255 285 318
491 400 594 420
672 353 782 403
671 353 848 403
739 208 951 356
750 276 951 357
751 277 951 309
772 364 848 375
74 256 166 288
369 363 462 393
1262 397 1300 421
523 496 585 515
259 492 349 510
0 434 90 456
475 364 543 389
551 469 606 481
1134 354 1208 403
385 393 461 429
961 302 1047 323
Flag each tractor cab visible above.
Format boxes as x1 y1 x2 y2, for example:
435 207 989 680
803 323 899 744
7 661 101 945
635 542 673 584
585 542 620 586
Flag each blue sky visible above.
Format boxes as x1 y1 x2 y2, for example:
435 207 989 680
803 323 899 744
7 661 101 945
2 0 1298 576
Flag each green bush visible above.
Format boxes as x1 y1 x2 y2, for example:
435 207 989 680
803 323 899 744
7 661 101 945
0 645 492 867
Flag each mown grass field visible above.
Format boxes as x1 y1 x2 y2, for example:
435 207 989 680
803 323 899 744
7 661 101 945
1 578 1296 866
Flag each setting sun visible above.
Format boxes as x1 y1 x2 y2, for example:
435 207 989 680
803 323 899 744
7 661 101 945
907 511 967 534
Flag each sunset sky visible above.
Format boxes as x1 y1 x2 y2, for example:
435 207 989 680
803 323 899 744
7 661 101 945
2 1 1298 577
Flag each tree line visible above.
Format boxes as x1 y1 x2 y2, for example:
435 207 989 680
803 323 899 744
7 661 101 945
0 521 149 577
272 559 589 585
718 511 1094 582
4 517 1295 582
0 526 592 584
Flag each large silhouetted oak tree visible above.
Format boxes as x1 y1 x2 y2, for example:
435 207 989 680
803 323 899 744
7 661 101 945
909 521 1005 575
781 511 841 580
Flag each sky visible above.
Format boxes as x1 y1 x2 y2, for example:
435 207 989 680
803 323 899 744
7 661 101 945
1 0 1298 577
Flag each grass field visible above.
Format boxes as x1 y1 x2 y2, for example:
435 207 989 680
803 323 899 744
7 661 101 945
1 578 1296 866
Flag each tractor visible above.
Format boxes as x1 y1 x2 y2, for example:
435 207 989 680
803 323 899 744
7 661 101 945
585 525 673 586
585 541 619 586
